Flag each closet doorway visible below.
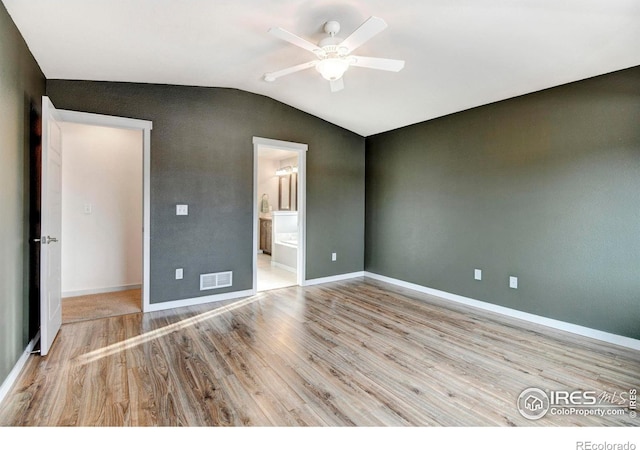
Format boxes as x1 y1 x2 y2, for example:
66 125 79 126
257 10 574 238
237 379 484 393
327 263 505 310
60 122 144 323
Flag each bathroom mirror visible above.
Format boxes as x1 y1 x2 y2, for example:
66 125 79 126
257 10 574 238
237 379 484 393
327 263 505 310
279 175 291 210
290 173 298 211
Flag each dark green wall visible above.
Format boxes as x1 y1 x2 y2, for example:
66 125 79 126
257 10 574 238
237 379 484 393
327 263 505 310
47 81 365 304
366 67 640 339
0 3 46 384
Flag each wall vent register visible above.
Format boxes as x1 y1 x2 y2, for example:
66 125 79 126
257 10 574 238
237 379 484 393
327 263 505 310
200 271 233 290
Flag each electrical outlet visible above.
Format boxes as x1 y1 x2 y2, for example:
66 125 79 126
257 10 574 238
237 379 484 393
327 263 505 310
332 252 337 261
474 269 482 281
176 204 188 216
509 276 518 289
175 268 183 280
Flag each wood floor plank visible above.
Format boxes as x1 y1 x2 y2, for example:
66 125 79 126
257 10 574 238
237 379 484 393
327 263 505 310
1 278 638 427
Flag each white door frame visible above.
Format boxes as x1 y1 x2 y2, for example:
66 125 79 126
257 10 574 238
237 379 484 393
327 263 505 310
252 137 307 292
58 109 153 312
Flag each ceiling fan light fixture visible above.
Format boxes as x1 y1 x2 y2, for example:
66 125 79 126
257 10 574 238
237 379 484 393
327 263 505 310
316 58 349 81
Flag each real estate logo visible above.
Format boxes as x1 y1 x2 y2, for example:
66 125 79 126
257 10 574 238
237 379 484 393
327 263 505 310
517 387 637 421
517 387 550 420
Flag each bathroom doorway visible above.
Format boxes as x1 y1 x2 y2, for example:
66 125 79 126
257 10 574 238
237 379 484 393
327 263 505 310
252 137 307 292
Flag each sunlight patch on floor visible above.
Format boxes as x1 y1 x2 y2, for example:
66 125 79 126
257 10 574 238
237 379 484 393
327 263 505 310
76 293 265 365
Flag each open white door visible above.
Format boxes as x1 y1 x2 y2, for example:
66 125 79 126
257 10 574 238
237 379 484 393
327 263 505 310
40 96 63 355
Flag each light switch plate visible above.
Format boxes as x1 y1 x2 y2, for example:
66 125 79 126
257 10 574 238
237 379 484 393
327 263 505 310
332 252 337 261
175 268 183 280
509 276 518 289
176 204 188 216
474 269 482 280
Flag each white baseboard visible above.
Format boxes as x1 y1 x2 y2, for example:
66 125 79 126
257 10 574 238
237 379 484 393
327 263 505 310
0 331 40 406
364 272 640 351
271 261 296 273
304 271 365 286
63 284 141 298
145 289 254 312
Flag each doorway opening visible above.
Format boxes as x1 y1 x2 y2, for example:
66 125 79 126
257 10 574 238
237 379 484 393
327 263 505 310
36 97 152 354
253 137 307 292
41 105 151 326
59 122 143 323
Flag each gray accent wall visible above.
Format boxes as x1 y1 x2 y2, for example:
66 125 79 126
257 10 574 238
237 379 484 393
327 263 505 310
47 81 365 304
0 3 46 385
366 67 640 339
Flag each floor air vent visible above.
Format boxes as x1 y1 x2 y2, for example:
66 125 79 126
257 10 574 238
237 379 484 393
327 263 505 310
200 271 233 290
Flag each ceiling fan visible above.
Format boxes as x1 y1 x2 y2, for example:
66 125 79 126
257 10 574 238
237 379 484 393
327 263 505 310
263 16 405 92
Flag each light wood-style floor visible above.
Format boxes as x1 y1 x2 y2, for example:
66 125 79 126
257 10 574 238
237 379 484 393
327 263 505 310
62 289 142 324
1 278 638 426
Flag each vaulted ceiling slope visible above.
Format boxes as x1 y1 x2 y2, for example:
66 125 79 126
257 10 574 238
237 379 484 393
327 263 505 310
3 0 639 137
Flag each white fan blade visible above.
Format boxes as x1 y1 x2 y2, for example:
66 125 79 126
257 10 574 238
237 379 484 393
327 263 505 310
269 27 325 55
264 60 318 82
330 78 344 92
339 16 388 53
350 56 405 72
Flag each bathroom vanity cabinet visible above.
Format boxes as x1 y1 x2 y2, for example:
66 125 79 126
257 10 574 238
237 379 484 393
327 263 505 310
259 218 272 255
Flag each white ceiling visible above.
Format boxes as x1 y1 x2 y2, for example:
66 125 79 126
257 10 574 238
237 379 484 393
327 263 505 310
3 0 639 137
